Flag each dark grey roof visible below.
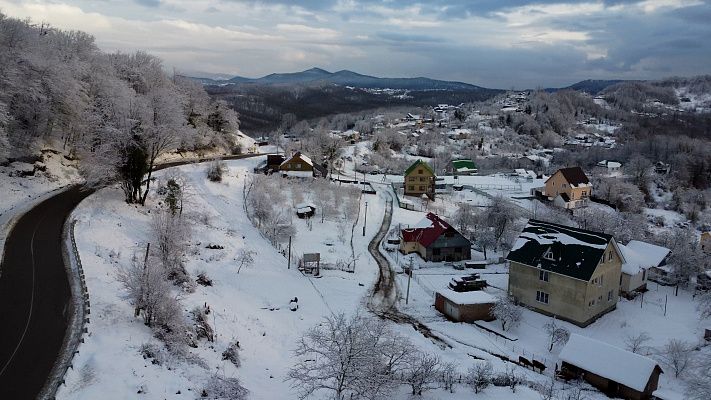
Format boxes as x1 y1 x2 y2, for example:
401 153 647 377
506 219 613 281
556 167 590 186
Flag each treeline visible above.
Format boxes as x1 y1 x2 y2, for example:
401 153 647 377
0 13 240 202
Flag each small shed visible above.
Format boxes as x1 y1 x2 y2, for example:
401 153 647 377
559 334 663 400
295 203 316 219
434 289 496 323
300 253 321 275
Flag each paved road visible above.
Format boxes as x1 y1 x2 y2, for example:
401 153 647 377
0 186 93 399
0 152 268 399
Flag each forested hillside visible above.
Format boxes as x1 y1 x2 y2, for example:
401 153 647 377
0 13 240 201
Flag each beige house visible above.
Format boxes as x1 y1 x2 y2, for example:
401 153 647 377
618 241 670 295
543 167 592 209
279 152 327 178
702 232 711 254
403 160 436 199
506 220 624 327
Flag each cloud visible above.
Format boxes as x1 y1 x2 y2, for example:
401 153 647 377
0 0 709 88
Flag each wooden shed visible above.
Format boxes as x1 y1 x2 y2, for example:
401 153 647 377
559 334 663 400
434 289 496 323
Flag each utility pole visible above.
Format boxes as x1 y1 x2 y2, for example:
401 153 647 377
363 201 368 236
406 257 413 305
287 236 292 269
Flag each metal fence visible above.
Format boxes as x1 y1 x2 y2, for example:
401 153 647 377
47 220 90 399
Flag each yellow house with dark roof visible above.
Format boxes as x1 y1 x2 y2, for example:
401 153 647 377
404 160 435 199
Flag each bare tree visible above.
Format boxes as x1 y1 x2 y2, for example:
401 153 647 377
697 291 711 320
287 314 394 400
686 351 711 400
236 248 256 274
151 210 192 286
465 361 493 394
544 317 570 352
403 352 441 396
439 362 458 393
624 331 652 354
658 339 694 378
490 296 523 332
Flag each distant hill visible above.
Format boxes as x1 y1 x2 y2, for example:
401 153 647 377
546 79 637 94
189 67 487 91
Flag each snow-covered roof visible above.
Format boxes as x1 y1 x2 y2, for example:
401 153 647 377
295 202 316 210
560 334 661 392
618 241 670 275
437 289 495 305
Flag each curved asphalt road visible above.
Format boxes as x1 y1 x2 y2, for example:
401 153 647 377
0 153 267 399
0 186 93 399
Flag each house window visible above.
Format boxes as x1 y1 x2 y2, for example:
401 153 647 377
408 186 414 191
433 248 440 256
536 291 549 304
582 190 587 196
599 275 603 286
608 252 612 262
542 247 555 261
418 169 423 174
539 270 549 282
420 177 425 182
608 290 613 301
589 299 596 307
419 186 425 191
642 270 646 281
296 163 302 168
598 295 603 302
409 177 415 182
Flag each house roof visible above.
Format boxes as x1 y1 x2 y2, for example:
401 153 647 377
560 334 662 392
437 289 495 305
506 219 617 281
404 159 435 177
618 240 670 275
546 166 590 187
452 160 477 170
401 213 466 248
280 152 313 168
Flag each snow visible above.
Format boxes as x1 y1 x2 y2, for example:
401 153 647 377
282 170 313 178
559 334 660 392
438 289 496 305
618 241 670 275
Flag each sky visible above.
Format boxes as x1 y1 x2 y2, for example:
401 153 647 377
1 0 710 88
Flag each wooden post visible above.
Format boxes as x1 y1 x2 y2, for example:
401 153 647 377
406 258 413 305
664 294 668 316
288 236 292 269
363 201 368 236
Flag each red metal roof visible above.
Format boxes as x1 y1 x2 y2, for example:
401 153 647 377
401 213 453 247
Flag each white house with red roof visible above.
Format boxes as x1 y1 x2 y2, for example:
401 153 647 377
399 213 471 262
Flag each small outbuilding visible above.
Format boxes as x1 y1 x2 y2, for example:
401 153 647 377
435 289 496 323
295 203 316 219
559 334 663 400
618 240 670 295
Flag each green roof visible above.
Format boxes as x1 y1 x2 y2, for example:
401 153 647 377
452 160 477 170
404 160 435 176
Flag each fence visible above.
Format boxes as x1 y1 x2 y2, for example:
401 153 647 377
47 220 90 399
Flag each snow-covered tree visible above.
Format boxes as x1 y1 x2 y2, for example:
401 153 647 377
490 296 523 332
465 361 493 394
403 352 441 396
624 331 652 354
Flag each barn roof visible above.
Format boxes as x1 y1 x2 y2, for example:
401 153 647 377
401 213 466 248
506 219 618 281
404 160 435 177
560 334 662 392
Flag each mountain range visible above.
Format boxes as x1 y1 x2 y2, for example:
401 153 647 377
191 67 489 91
189 67 631 94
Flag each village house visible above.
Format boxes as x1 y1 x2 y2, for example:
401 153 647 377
596 160 622 176
617 240 670 295
542 166 592 209
559 334 663 400
279 151 327 178
701 232 711 254
435 289 496 323
403 159 436 199
506 220 624 327
400 213 471 262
